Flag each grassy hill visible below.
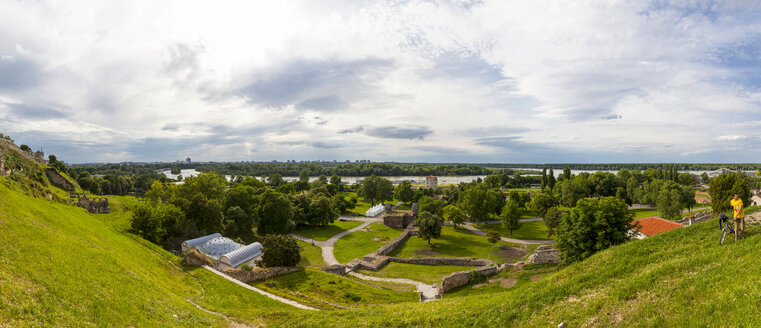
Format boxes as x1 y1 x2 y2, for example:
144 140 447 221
280 217 761 327
0 178 296 327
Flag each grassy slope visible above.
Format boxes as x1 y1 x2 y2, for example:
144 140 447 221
358 263 469 285
281 219 761 327
0 179 294 327
292 220 363 241
476 221 553 240
334 223 404 263
298 240 327 267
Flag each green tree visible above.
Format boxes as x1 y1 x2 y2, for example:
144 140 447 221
308 194 339 226
484 174 502 189
500 199 522 236
555 197 633 264
261 234 301 267
222 206 256 243
485 231 501 260
656 187 683 220
528 192 558 218
394 180 414 204
443 204 466 229
416 211 443 245
462 184 502 222
170 164 181 174
19 144 31 152
701 172 710 184
329 174 344 192
223 186 259 218
563 167 572 180
359 175 393 205
257 190 295 235
543 207 563 237
709 173 749 215
239 176 266 189
267 174 285 188
548 168 556 191
418 196 444 217
541 167 548 189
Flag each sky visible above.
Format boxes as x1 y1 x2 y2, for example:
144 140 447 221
1 0 761 164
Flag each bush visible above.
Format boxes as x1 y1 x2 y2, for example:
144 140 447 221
241 264 253 271
469 271 487 284
342 292 362 302
261 234 301 267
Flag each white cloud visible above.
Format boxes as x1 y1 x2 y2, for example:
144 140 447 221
0 1 760 162
716 135 747 141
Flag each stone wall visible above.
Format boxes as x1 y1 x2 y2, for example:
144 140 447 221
383 213 416 229
183 249 214 266
320 264 346 276
47 168 76 191
224 266 302 283
375 230 413 256
440 265 498 293
0 139 48 165
528 245 560 265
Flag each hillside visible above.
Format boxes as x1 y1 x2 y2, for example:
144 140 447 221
282 216 761 327
0 179 297 327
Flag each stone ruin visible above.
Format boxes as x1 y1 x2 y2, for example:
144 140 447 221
68 192 110 214
527 245 560 265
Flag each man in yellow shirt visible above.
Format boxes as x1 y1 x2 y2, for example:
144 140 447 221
730 193 745 241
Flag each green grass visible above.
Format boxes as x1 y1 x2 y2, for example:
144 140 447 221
334 223 404 263
476 221 553 240
292 220 364 241
0 178 300 326
298 240 327 267
389 226 517 263
631 208 660 219
446 264 558 299
397 203 412 211
280 218 761 327
253 269 418 310
358 262 470 285
341 192 374 215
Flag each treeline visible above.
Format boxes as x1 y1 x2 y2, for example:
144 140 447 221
482 163 761 171
195 162 493 177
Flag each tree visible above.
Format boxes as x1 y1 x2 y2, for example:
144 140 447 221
239 176 266 189
394 180 414 204
223 186 259 218
308 194 339 226
19 144 31 152
528 192 558 218
359 175 393 205
500 199 522 236
544 207 563 237
484 175 502 189
548 168 556 191
709 173 749 215
329 174 344 192
485 231 501 260
541 167 548 189
267 174 285 188
701 172 710 184
171 164 181 174
555 197 633 264
443 204 466 229
257 190 295 235
616 187 632 206
656 187 683 220
563 167 572 180
222 206 256 243
418 196 444 217
261 234 301 267
462 184 502 222
416 211 442 245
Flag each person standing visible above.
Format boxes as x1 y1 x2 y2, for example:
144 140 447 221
730 193 745 241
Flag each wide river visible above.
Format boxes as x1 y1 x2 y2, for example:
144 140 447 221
161 169 486 185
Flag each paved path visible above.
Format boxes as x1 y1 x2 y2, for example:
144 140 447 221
348 272 439 302
202 265 318 311
463 223 554 245
290 217 383 265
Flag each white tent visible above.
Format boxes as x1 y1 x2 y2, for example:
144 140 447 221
366 203 385 217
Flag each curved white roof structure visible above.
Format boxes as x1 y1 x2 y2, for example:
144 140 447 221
181 233 221 251
219 242 264 268
198 237 242 259
366 203 385 217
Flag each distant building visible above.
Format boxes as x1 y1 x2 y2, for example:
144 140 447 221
751 195 761 207
185 157 191 163
425 175 438 189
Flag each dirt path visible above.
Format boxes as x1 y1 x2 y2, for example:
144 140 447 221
202 265 318 311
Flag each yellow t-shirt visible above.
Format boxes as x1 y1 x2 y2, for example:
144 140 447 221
731 198 745 219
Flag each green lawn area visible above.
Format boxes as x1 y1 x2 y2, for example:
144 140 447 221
631 208 660 219
298 240 326 267
334 223 404 263
358 262 469 285
446 263 558 298
341 191 375 215
476 221 553 240
291 220 363 241
389 226 518 263
253 269 418 310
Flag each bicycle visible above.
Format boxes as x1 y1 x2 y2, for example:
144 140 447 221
719 213 745 244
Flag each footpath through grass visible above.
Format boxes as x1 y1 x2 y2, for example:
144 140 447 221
334 223 404 263
358 262 469 285
292 220 363 241
253 269 418 310
298 240 327 267
476 221 553 240
280 219 761 327
389 226 518 263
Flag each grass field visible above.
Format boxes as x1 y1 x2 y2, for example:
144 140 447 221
298 240 327 267
476 221 553 240
253 269 418 310
341 191 375 215
446 263 558 298
334 223 404 263
0 178 295 327
389 226 520 264
358 262 470 285
292 220 364 241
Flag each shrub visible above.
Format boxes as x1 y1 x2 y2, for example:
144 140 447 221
342 292 362 302
261 234 301 267
241 264 253 271
469 271 487 284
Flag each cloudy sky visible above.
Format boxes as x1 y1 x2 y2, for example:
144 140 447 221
1 0 761 163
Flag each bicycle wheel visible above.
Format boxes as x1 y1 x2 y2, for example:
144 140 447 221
720 226 728 245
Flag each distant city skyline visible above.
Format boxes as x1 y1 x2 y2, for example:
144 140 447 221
2 1 761 163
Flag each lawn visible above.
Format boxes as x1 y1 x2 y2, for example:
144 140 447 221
389 226 520 263
341 191 375 215
358 262 470 285
291 220 363 241
253 269 418 310
476 221 553 240
631 208 660 219
334 223 404 263
446 263 558 298
298 240 326 267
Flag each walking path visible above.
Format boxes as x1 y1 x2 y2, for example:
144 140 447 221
201 265 318 311
463 222 554 245
290 217 383 265
348 272 439 302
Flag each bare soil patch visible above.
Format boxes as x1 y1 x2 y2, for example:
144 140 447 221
530 273 547 282
495 246 526 263
415 249 439 257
